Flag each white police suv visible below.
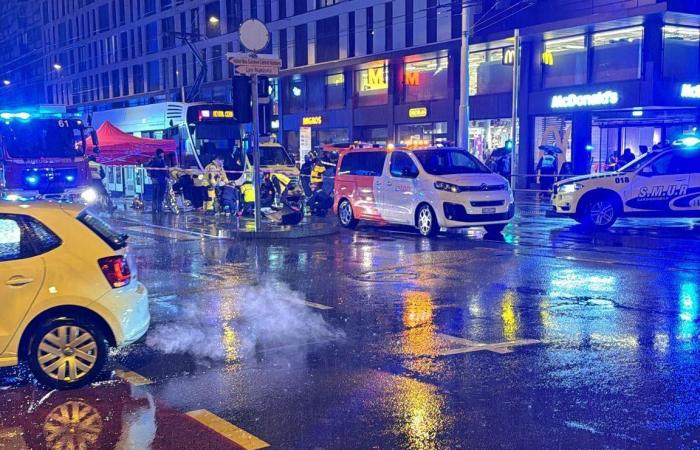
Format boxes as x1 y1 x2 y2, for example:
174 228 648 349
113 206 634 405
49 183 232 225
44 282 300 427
552 136 700 229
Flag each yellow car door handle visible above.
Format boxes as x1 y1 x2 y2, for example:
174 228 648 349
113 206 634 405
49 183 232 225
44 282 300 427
5 277 34 287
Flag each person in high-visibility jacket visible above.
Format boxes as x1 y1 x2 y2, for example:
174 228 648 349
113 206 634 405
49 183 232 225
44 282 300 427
203 156 228 212
310 160 326 186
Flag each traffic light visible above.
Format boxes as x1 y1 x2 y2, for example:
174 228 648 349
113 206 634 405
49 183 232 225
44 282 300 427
232 75 252 123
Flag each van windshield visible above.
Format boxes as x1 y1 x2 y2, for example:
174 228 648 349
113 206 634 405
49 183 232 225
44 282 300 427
414 149 490 175
246 146 295 166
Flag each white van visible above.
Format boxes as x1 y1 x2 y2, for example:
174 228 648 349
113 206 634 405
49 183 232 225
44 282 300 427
334 147 514 236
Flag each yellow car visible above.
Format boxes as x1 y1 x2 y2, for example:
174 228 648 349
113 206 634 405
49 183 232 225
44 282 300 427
0 201 149 389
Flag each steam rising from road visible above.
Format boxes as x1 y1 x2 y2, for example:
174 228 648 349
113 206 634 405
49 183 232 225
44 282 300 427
146 280 343 361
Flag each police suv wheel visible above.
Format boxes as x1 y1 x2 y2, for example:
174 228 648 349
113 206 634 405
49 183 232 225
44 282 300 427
580 197 619 230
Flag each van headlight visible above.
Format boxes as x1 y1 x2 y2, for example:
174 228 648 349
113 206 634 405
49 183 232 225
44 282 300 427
559 183 583 194
81 187 98 203
434 181 460 193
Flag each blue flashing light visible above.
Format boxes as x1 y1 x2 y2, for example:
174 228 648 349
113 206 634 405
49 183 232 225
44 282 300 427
505 140 514 150
25 175 39 186
0 112 12 120
65 175 75 182
15 112 31 120
674 135 700 148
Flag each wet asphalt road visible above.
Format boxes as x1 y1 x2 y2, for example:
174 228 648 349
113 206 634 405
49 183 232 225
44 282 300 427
2 199 700 449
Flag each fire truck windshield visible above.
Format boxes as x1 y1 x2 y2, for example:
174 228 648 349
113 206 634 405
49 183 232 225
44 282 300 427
0 118 85 159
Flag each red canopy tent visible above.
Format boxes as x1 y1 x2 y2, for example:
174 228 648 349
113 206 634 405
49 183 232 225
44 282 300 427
86 121 176 165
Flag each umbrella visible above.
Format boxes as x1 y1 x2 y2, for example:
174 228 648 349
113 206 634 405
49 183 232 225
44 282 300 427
538 145 563 154
490 146 512 158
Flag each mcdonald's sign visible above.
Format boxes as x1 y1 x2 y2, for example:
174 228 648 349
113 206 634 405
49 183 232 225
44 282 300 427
361 67 388 91
542 51 554 66
405 71 420 86
502 48 515 65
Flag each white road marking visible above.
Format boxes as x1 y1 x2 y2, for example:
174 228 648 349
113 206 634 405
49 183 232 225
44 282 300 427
435 334 541 355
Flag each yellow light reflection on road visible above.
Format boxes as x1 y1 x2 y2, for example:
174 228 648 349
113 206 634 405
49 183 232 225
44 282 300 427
389 376 449 450
219 297 240 365
402 291 440 375
501 291 519 341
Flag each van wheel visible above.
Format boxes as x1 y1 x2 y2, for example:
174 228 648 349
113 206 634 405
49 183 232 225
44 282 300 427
27 318 108 390
578 195 619 230
338 199 358 228
416 204 439 237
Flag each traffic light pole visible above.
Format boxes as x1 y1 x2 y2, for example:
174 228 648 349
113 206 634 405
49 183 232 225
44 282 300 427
251 70 262 232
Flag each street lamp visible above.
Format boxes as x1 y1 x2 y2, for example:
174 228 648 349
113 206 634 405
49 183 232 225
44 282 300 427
208 16 219 25
2 80 9 86
53 63 62 71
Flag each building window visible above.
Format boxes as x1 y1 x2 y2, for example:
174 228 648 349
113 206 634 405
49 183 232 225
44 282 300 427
279 29 288 69
326 72 345 109
366 7 373 54
120 31 129 60
144 0 155 16
147 60 159 91
250 0 257 19
264 0 271 22
355 62 388 107
404 54 449 103
98 4 109 32
542 35 587 88
226 0 242 32
101 72 110 98
405 0 413 47
294 24 308 66
191 8 200 41
284 76 305 113
397 122 448 146
427 0 437 43
469 47 513 96
294 0 306 15
348 11 355 57
385 3 393 51
112 69 121 96
212 45 222 81
133 64 144 93
591 27 643 83
470 118 513 161
307 74 325 111
316 16 339 63
181 53 188 86
205 2 221 37
663 26 700 80
278 0 286 19
122 67 130 95
451 0 461 40
317 0 341 8
146 22 158 54
162 17 175 49
161 0 171 10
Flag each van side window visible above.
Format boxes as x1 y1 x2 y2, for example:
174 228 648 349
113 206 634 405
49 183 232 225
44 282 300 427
339 152 386 176
390 152 419 178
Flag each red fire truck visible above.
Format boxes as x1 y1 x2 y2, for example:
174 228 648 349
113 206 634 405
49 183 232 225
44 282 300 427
0 106 95 200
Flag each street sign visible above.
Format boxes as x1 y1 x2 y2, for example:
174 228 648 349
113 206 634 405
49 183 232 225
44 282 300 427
227 53 282 76
239 19 270 52
299 126 312 167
